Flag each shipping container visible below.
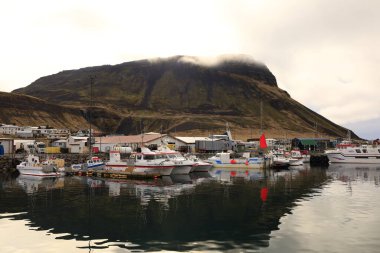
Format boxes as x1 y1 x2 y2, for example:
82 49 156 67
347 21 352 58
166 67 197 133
45 147 61 154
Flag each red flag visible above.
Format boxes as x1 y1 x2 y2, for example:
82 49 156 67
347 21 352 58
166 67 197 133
260 133 268 149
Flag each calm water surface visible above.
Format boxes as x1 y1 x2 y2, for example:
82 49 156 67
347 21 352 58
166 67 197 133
1 164 380 252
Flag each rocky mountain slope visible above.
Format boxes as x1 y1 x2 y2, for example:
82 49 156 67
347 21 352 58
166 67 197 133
0 92 89 130
11 56 355 139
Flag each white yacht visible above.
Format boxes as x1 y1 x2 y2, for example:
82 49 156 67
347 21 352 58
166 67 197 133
325 145 380 164
156 145 194 174
131 147 176 176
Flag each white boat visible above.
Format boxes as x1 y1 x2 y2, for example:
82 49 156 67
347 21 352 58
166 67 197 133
132 147 176 176
207 152 265 169
186 155 213 172
16 154 61 177
156 145 194 175
289 150 304 166
105 151 129 171
325 145 380 164
87 156 105 170
269 150 290 168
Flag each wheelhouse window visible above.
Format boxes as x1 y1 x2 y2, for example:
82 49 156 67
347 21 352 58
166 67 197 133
144 155 155 160
362 149 367 153
355 149 361 153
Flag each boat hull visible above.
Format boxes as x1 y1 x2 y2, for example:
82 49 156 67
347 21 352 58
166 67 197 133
326 153 380 164
191 163 213 172
133 165 174 176
16 165 60 177
171 165 192 175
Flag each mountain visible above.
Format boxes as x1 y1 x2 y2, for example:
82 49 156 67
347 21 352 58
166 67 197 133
0 92 89 130
12 55 356 139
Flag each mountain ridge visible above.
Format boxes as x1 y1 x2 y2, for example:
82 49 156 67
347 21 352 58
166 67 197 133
10 55 357 139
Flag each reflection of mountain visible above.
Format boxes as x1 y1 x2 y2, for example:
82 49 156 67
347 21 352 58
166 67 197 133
327 163 380 185
0 168 328 251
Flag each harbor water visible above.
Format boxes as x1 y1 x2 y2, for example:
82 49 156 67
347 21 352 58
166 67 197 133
1 164 380 252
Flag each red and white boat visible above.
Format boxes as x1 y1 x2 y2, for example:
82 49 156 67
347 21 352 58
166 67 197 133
105 148 175 176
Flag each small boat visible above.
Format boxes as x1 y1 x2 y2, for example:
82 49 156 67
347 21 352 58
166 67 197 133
269 150 290 169
86 156 105 170
16 154 60 177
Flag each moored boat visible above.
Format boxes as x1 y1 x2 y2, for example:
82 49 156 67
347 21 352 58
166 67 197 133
186 155 213 172
132 147 176 176
207 152 265 169
325 145 380 164
16 154 60 177
156 145 194 174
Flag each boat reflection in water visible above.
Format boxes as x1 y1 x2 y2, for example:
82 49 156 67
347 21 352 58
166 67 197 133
1 165 331 252
327 163 380 185
16 175 64 194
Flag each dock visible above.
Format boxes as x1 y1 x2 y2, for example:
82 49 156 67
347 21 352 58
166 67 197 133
70 169 161 180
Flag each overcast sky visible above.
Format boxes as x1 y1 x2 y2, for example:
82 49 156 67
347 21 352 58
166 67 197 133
0 0 379 139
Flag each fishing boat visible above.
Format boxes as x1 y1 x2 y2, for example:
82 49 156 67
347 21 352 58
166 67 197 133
86 156 105 170
105 151 128 171
16 154 60 177
325 145 380 164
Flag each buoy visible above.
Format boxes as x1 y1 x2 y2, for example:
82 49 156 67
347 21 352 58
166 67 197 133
230 159 237 164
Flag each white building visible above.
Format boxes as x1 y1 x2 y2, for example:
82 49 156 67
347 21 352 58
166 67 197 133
0 125 23 135
170 136 210 153
51 139 68 148
94 133 180 153
67 136 88 154
0 138 14 156
16 128 34 138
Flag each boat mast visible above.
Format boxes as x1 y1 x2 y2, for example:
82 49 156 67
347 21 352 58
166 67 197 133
89 76 94 157
260 99 263 134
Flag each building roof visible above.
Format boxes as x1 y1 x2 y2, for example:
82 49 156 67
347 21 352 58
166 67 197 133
173 136 212 144
53 140 68 143
95 134 164 144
